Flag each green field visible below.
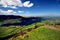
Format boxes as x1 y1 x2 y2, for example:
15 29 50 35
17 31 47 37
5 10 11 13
12 26 60 40
0 19 21 26
0 26 21 38
0 23 35 38
0 19 60 40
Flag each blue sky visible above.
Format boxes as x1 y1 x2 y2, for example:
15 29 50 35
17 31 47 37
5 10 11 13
0 0 60 16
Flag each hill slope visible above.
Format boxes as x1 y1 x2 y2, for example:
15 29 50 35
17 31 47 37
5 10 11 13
0 15 42 26
9 26 60 40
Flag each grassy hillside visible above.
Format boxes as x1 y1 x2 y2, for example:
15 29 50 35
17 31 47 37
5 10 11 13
0 26 21 38
0 16 60 40
11 27 60 40
0 20 60 40
0 19 21 26
0 23 35 39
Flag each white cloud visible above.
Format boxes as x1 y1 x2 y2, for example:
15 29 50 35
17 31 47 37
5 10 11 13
0 9 24 15
0 0 34 8
0 0 34 15
18 11 24 13
23 1 34 7
0 9 15 15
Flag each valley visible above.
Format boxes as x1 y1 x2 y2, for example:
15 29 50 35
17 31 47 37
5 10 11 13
0 15 60 40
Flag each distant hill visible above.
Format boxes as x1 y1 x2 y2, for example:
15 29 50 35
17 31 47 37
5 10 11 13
0 15 42 26
42 16 60 20
0 15 24 21
1 15 60 26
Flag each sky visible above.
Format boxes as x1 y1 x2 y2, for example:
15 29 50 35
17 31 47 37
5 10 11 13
0 0 60 16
